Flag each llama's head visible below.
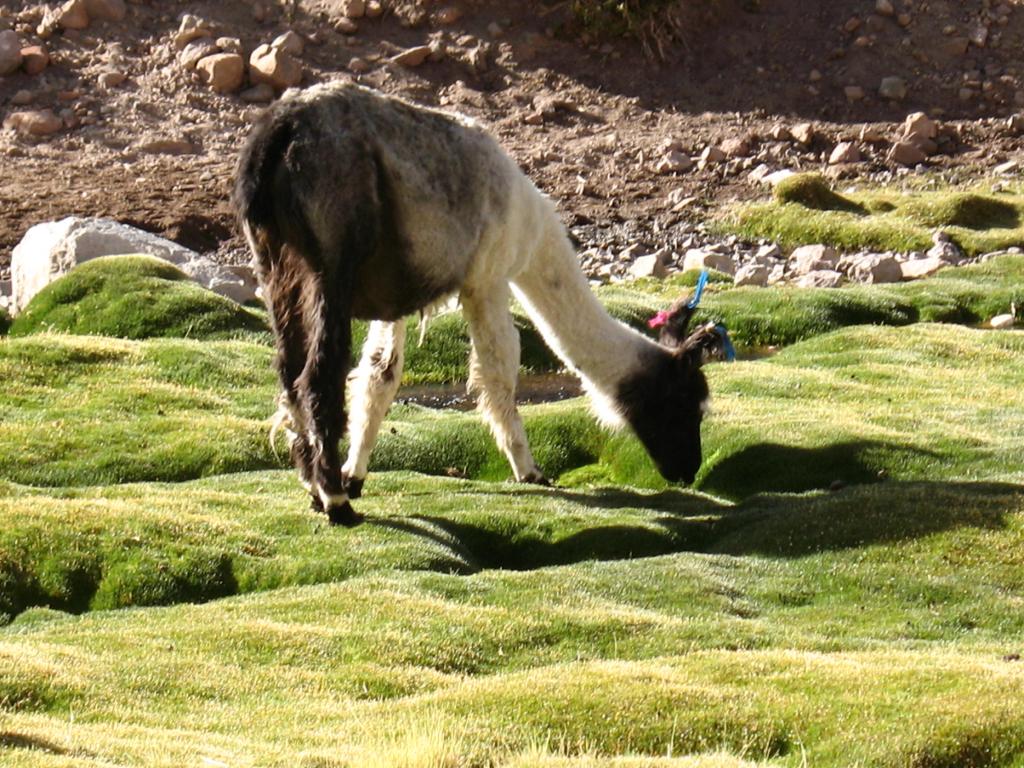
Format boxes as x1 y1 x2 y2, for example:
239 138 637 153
617 297 731 484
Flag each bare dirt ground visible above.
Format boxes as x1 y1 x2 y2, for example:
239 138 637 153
1 0 1023 275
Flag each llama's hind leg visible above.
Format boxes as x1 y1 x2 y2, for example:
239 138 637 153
461 285 546 484
264 272 317 495
296 277 360 526
342 319 407 498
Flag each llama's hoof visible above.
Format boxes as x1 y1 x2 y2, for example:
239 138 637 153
327 500 364 527
341 474 365 499
521 472 551 487
309 494 325 513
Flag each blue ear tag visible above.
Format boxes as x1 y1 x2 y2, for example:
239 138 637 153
714 324 737 362
688 269 709 309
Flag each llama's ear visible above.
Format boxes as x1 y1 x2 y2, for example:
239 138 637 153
650 272 710 347
651 297 697 348
677 322 735 367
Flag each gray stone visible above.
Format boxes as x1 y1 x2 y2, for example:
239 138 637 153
656 150 692 174
879 76 908 100
829 141 861 164
847 253 903 284
789 244 839 275
0 29 22 75
899 257 947 280
734 264 769 287
795 270 844 288
888 140 927 166
927 231 964 264
755 243 783 261
682 248 735 275
9 218 259 312
628 254 667 280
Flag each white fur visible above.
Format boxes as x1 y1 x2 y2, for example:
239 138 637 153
343 319 407 480
337 120 669 485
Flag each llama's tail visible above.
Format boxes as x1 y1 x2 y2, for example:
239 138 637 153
232 108 328 273
233 111 295 237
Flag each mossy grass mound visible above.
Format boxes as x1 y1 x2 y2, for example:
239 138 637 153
1 475 1022 762
720 175 1024 256
2 322 1022 499
773 172 866 214
9 254 269 341
686 253 1024 350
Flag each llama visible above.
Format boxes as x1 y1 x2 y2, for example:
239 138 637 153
234 82 731 526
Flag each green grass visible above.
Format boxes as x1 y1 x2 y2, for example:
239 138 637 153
8 253 1023 384
3 256 1024 766
9 255 270 341
718 175 1024 257
1 475 1022 764
2 323 1022 498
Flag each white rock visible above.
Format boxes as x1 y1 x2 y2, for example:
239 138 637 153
903 112 938 142
341 0 366 19
899 257 947 280
272 30 304 56
990 313 1015 329
829 141 861 164
11 218 195 313
788 244 839 275
174 14 213 49
196 53 245 93
628 254 667 280
8 218 254 312
846 253 903 283
391 45 432 68
656 150 692 174
755 243 783 261
927 232 964 264
762 169 797 186
249 44 302 89
682 248 734 275
734 264 769 287
795 269 844 288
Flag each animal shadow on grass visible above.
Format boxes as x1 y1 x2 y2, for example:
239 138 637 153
367 440 1020 568
0 731 71 756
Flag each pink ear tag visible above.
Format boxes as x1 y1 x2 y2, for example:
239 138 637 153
648 310 671 329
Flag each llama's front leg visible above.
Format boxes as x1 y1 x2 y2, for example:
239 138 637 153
341 319 406 498
461 285 546 484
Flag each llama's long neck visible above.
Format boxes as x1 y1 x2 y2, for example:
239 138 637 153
510 211 660 405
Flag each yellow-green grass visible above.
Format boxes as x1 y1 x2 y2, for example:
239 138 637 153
2 323 1022 498
3 261 1024 765
717 175 1024 257
2 347 1024 762
2 519 1024 765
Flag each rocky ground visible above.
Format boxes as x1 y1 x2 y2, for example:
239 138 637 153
1 0 1023 289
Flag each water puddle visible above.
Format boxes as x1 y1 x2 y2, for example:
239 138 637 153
397 373 582 411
